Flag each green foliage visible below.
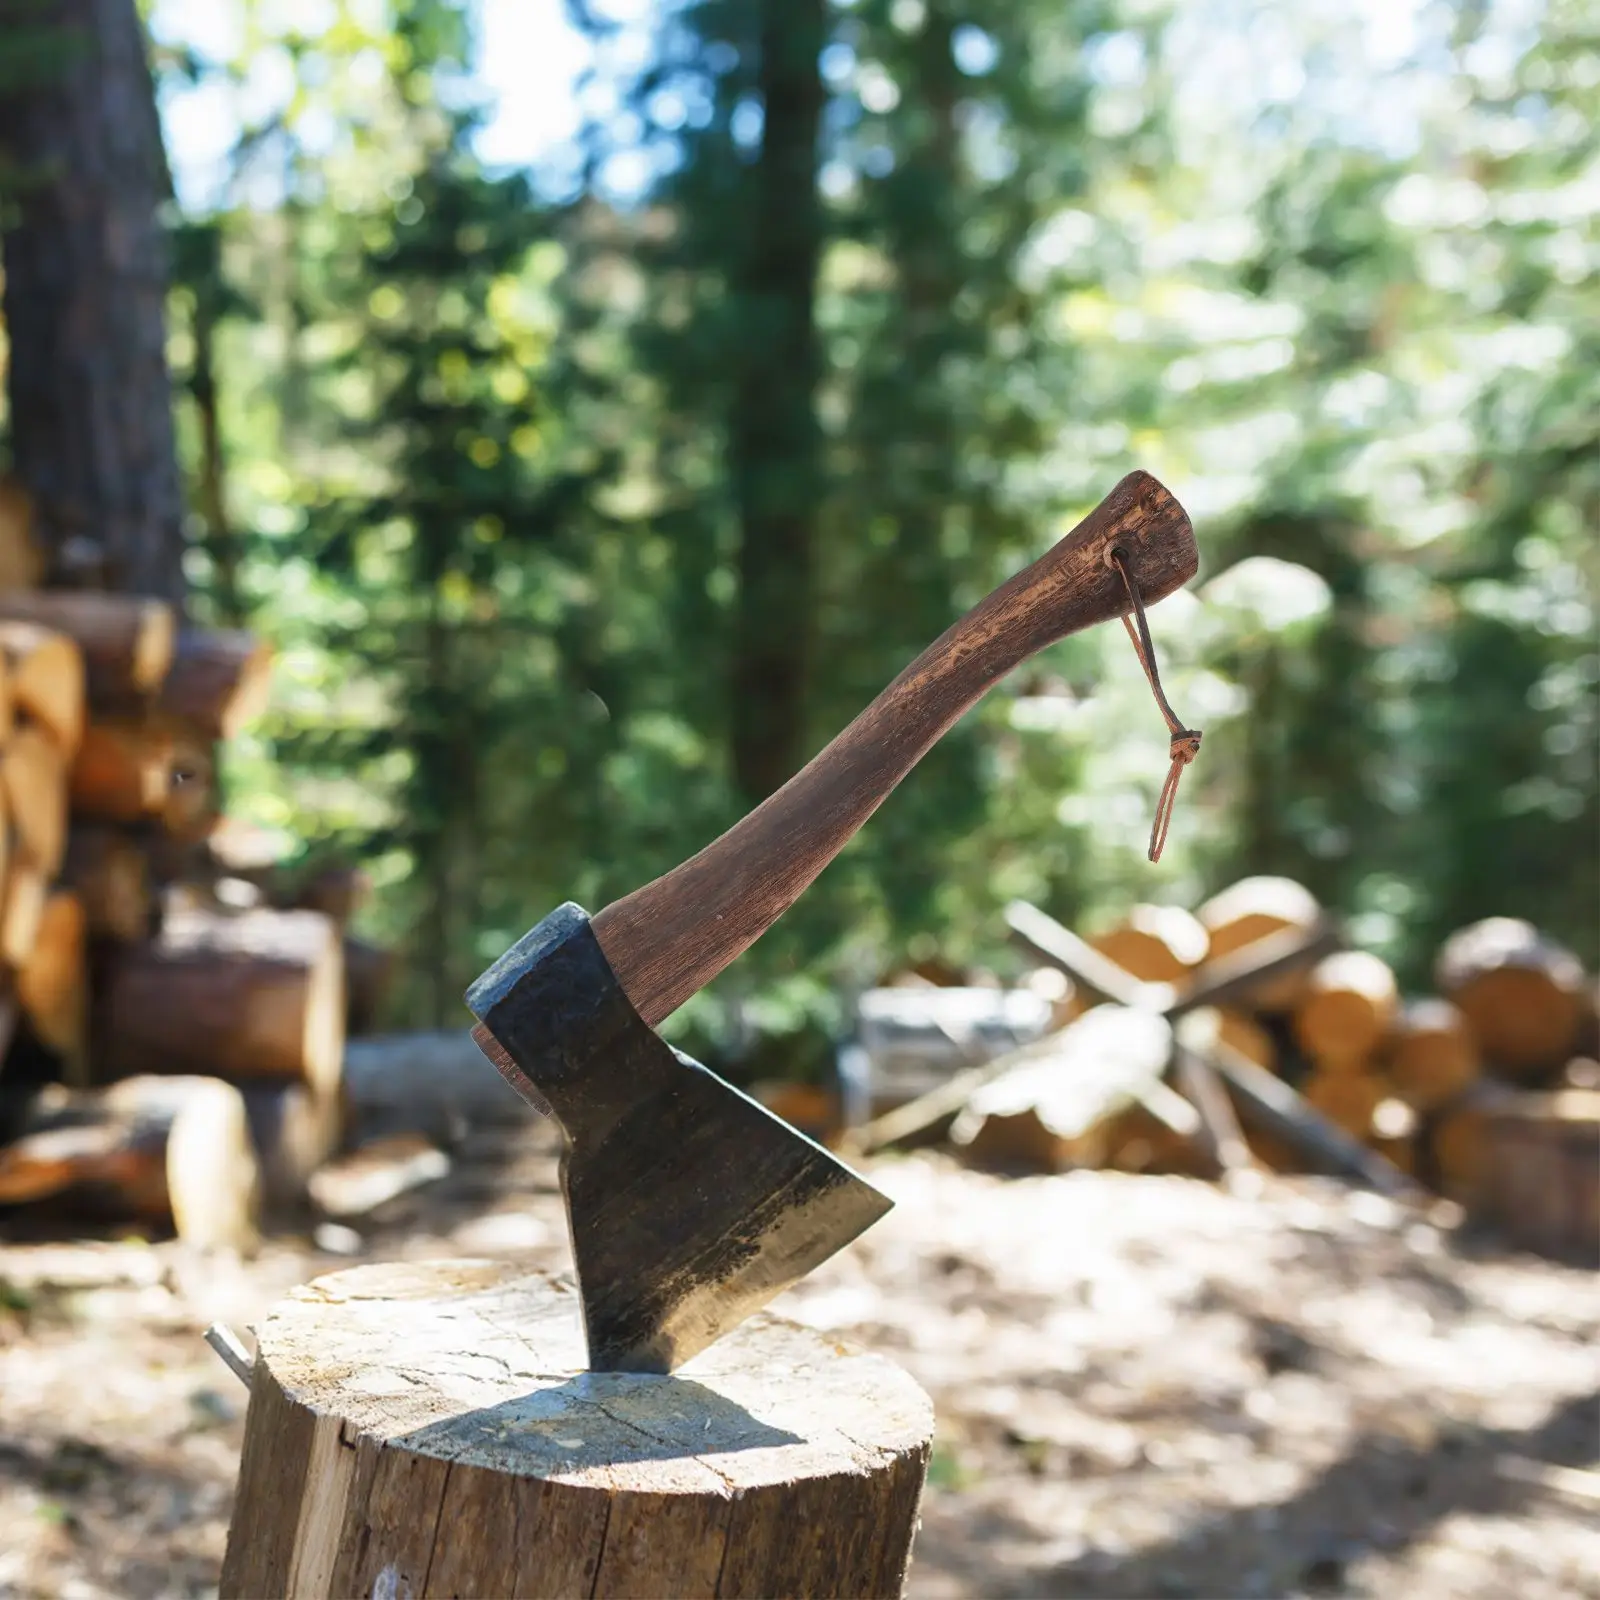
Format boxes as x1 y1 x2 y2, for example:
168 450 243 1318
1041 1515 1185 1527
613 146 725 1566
114 0 1596 1053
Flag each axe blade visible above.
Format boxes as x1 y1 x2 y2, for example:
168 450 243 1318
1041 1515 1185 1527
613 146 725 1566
467 904 891 1373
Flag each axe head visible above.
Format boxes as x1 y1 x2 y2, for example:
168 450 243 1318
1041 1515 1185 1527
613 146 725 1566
466 903 892 1374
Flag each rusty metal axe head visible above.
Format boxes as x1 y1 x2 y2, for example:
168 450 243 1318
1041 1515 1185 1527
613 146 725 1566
467 471 1199 1375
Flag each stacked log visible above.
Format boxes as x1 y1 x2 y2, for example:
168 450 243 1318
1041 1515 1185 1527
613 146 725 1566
1435 918 1588 1082
1196 876 1324 1012
0 555 386 1243
1090 903 1209 985
1386 1000 1480 1112
993 878 1595 1229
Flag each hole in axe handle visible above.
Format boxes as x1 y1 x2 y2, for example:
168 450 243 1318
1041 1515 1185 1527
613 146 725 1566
470 1022 554 1118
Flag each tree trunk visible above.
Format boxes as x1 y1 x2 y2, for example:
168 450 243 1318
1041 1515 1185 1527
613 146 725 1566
727 0 824 803
0 0 186 602
220 1262 933 1600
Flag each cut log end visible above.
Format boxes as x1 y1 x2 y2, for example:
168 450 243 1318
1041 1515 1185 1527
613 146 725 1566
1387 998 1480 1111
1436 918 1587 1079
0 620 85 755
70 718 173 821
17 890 87 1068
221 1262 933 1600
1197 876 1323 1012
97 907 346 1095
2 853 49 969
3 724 68 876
1293 950 1399 1069
0 591 174 701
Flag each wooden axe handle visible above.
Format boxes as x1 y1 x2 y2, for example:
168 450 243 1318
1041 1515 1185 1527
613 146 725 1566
593 470 1199 1027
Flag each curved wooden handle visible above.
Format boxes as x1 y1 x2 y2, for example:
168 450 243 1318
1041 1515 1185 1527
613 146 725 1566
593 471 1198 1026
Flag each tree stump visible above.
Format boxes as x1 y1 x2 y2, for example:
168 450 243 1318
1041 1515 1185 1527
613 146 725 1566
221 1262 933 1600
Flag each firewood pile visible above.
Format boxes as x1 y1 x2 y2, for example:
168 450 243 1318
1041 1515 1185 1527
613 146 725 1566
822 876 1598 1264
0 494 397 1249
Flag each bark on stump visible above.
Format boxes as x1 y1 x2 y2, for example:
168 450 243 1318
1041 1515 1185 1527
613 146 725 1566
220 1261 933 1600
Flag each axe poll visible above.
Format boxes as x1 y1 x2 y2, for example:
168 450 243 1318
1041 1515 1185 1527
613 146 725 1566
467 470 1200 1374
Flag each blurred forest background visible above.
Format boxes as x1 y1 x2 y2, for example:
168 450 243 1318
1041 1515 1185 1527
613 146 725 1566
0 0 1594 1067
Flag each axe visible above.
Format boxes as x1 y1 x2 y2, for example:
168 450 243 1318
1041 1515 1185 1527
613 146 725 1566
466 471 1199 1373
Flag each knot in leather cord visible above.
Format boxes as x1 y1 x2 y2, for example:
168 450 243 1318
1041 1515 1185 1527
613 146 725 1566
1109 545 1202 863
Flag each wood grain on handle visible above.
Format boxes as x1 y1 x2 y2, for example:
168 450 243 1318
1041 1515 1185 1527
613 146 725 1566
593 470 1198 1026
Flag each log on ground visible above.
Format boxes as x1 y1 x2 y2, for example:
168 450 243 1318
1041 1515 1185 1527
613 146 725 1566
949 1008 1175 1173
96 907 345 1093
0 590 173 703
1472 1090 1600 1265
220 1261 933 1600
0 1075 260 1248
342 1030 532 1139
1301 1068 1385 1140
242 1084 344 1212
1435 917 1589 1080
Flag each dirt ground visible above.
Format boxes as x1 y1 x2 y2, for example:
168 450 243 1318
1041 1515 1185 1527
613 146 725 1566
1 1127 1597 1600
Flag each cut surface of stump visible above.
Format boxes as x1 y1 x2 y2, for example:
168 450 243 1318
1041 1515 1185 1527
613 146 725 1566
221 1260 933 1600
